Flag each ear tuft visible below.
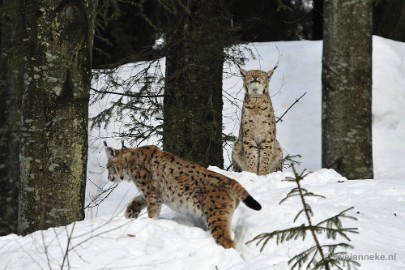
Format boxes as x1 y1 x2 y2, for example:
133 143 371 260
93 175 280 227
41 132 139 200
103 141 107 147
266 69 275 78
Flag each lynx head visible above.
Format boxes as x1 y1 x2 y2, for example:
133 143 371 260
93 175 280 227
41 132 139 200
240 68 276 97
104 141 125 183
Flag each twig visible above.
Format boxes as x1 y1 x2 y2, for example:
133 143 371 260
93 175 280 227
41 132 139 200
276 92 306 123
41 231 52 270
90 87 165 98
60 222 76 270
85 183 118 210
273 44 282 70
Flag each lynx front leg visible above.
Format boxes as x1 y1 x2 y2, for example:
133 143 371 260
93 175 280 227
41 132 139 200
125 195 146 218
257 140 276 175
243 140 260 174
144 192 162 219
132 169 161 219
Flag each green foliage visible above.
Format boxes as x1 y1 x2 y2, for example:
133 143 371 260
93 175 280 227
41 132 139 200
246 165 360 270
282 154 302 170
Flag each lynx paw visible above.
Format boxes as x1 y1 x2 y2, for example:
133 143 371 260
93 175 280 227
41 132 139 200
125 205 141 218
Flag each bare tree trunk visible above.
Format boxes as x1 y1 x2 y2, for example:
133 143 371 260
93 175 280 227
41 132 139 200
374 0 405 42
0 0 23 235
18 0 98 235
322 0 373 179
312 0 323 40
163 1 225 168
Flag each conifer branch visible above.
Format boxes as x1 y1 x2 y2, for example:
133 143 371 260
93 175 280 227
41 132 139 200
246 163 360 270
290 164 330 270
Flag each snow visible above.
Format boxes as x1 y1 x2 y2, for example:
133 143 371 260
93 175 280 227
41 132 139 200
1 36 405 269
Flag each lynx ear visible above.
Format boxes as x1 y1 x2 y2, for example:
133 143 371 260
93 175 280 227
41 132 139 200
105 146 116 159
266 69 275 78
240 68 247 77
267 64 278 77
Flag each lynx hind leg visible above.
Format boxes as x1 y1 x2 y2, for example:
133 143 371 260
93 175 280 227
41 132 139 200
125 195 147 218
271 139 283 172
204 193 236 249
232 160 243 173
232 139 245 172
232 161 243 173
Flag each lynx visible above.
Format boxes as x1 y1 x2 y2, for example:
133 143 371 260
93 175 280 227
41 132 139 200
104 142 261 249
232 67 283 175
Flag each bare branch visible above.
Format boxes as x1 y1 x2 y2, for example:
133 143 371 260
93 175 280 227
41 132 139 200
90 87 165 98
276 92 306 123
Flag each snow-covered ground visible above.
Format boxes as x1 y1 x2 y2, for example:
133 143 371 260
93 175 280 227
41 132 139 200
1 36 404 269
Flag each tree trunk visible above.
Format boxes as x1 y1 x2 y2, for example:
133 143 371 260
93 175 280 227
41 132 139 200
312 0 323 40
322 0 373 179
0 0 23 236
18 0 97 235
374 0 405 42
163 1 225 168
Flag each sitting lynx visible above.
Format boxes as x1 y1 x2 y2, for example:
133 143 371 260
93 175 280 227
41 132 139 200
104 142 261 249
232 67 283 175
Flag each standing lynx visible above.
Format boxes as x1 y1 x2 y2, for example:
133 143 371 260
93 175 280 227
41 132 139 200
104 142 261 249
232 67 283 175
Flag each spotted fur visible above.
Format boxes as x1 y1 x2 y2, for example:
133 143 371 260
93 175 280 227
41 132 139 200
104 143 261 249
232 68 283 175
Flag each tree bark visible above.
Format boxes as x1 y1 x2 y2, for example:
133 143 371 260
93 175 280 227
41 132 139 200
322 0 373 179
18 0 97 235
0 0 23 236
163 1 225 168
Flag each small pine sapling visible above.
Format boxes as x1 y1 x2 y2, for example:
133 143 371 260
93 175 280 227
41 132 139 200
246 165 360 270
282 154 302 170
